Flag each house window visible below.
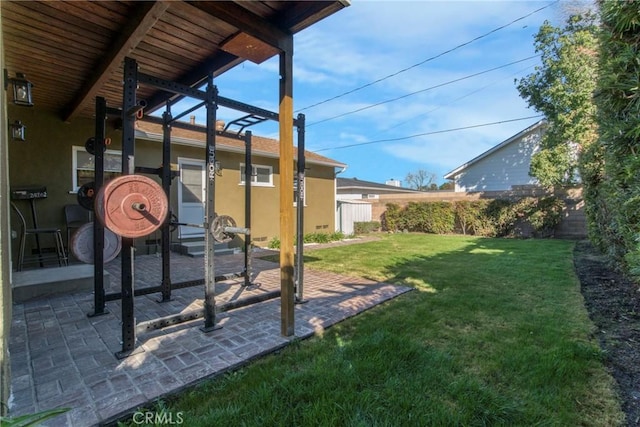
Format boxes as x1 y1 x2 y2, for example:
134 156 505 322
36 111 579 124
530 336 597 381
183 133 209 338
239 163 273 187
72 146 122 190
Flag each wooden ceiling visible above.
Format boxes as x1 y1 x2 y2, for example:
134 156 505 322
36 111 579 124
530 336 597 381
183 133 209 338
1 1 348 122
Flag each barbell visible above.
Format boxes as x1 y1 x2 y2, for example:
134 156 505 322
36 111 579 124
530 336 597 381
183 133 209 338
170 214 249 243
93 174 244 242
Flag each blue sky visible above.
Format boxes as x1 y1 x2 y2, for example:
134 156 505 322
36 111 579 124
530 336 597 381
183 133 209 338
179 0 578 187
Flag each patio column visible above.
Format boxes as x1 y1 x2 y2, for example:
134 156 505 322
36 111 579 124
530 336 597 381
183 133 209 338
279 37 295 336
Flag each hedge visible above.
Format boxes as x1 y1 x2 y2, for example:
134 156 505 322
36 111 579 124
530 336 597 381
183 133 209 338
382 196 565 238
354 221 381 234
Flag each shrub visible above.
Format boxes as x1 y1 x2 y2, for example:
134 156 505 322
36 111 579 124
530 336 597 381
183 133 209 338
329 231 347 241
485 199 517 237
590 2 640 278
402 202 455 234
382 203 402 232
424 202 456 234
382 196 565 238
304 232 331 244
354 221 380 234
528 196 565 237
269 232 348 249
488 197 565 238
509 197 541 237
454 200 492 235
268 236 280 249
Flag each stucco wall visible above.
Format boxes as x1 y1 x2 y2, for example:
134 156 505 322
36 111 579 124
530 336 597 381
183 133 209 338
8 108 119 267
301 164 336 235
7 108 337 263
0 6 12 414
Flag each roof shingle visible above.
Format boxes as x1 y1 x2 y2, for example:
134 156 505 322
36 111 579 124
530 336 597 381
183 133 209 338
135 119 346 167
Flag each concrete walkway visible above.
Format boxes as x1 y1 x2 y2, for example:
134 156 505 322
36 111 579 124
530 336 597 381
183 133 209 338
8 247 411 426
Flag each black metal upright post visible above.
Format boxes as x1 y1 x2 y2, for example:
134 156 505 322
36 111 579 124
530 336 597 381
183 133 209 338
244 131 252 286
201 74 220 332
295 113 306 303
160 105 172 302
117 57 139 358
89 96 108 317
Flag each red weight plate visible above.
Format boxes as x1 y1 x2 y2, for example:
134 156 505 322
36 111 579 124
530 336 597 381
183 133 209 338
95 175 168 238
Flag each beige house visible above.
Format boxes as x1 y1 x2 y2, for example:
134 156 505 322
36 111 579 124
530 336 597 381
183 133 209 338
7 110 345 261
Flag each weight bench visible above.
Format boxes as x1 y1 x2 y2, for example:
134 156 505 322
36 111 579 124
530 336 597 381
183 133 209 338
12 264 110 303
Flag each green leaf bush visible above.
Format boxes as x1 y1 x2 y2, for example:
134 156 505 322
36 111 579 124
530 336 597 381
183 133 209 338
267 232 348 249
589 2 640 277
382 197 565 238
381 203 402 232
354 221 381 234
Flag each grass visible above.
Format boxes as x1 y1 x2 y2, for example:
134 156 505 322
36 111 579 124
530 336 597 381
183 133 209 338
122 234 624 426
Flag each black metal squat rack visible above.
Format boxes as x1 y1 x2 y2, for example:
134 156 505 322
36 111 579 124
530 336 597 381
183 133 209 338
87 57 307 359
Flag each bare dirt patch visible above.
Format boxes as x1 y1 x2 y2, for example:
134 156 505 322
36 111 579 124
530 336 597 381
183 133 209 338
575 240 640 426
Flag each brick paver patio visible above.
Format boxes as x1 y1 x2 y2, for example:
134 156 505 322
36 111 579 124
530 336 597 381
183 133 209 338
8 247 412 426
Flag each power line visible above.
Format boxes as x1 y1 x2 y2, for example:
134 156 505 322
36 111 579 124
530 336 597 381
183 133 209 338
296 0 558 113
307 55 540 127
375 63 537 135
313 115 544 152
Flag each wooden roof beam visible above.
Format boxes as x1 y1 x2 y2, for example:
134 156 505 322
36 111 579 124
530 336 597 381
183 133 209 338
187 1 291 52
61 1 170 122
278 1 350 34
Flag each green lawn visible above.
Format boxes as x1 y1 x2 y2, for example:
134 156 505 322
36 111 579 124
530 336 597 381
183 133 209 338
124 234 624 426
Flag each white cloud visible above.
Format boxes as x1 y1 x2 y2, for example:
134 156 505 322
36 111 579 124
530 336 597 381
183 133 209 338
292 1 557 85
175 1 563 185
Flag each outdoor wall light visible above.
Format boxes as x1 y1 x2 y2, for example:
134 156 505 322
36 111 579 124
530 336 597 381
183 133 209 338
4 69 34 107
215 160 223 176
9 120 26 141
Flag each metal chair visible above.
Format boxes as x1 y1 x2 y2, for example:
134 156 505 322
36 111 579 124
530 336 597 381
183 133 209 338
11 202 67 271
64 204 91 249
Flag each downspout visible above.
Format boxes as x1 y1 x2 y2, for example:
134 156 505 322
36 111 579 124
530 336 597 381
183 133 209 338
334 166 347 232
334 165 347 199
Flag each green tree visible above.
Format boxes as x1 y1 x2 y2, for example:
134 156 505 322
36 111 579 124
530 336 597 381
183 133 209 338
594 1 640 274
516 12 599 187
439 181 454 191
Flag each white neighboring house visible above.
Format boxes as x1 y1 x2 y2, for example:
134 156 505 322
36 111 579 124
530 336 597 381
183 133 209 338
444 121 546 192
336 177 421 234
336 177 420 200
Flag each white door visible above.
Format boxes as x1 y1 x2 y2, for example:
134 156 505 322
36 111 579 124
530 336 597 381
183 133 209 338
178 158 205 238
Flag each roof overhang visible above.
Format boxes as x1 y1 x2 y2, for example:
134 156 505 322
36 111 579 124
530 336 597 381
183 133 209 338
135 128 347 169
1 1 349 122
338 185 419 193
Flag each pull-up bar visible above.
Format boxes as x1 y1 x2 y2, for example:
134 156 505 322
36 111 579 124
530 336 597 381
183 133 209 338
109 56 304 358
